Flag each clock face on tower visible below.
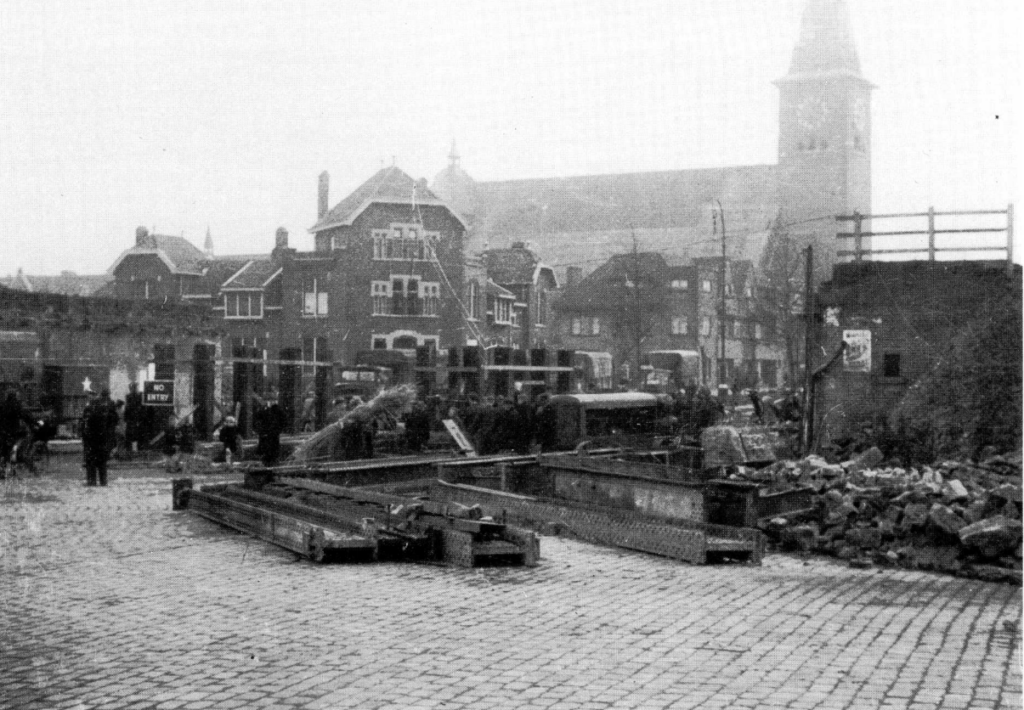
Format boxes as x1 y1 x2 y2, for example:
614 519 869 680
796 96 826 131
852 95 868 132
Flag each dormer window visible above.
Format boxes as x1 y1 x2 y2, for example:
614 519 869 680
225 293 263 319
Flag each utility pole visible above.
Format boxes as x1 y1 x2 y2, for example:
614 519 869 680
802 245 815 454
714 200 727 394
631 230 643 389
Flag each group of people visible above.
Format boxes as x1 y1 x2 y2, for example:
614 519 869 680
449 392 556 455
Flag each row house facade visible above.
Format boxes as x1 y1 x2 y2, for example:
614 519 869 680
552 252 786 392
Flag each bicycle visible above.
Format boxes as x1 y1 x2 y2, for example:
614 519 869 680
9 418 55 477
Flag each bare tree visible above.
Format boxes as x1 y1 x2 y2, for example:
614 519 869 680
755 219 805 387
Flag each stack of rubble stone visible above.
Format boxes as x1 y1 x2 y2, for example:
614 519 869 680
735 448 1023 584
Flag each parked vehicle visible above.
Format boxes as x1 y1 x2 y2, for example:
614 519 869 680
641 350 703 394
546 392 675 451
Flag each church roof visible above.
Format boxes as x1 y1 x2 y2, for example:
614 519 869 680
310 166 464 233
449 164 777 272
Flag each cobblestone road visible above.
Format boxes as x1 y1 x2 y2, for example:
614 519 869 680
0 460 1020 710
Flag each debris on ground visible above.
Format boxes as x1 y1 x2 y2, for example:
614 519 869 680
730 449 1023 583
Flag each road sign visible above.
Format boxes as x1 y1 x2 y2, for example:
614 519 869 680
143 380 174 406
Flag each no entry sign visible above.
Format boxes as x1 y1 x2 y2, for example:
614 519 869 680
143 380 174 406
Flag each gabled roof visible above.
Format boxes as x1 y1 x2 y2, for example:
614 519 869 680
484 245 540 285
0 271 111 296
108 234 207 276
485 280 516 300
310 166 466 233
557 252 672 312
221 259 281 290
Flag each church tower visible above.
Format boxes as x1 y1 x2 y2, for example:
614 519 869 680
776 0 874 282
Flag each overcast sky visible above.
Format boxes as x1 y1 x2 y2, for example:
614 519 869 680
0 0 1019 275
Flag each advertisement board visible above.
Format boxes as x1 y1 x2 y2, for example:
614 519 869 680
842 330 872 373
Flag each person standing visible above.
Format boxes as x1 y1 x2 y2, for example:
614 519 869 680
0 389 28 478
82 388 118 486
123 382 144 457
253 389 286 466
218 415 240 465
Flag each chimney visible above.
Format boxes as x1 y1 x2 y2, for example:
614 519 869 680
566 266 582 288
135 226 150 246
275 227 289 249
318 171 329 218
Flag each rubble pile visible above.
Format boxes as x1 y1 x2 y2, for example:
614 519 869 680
738 447 1023 584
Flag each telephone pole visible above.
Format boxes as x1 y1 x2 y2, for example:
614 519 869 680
802 245 814 454
714 200 727 393
631 230 643 388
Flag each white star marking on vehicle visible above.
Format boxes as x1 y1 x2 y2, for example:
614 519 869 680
82 377 92 393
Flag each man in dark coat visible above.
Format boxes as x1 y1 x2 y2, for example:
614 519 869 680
82 388 118 486
404 400 431 452
123 381 145 457
533 393 556 452
253 389 287 466
0 389 29 477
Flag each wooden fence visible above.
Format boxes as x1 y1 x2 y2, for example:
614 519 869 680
836 205 1014 271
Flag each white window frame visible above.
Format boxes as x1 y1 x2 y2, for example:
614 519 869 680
671 279 689 290
372 224 438 262
420 281 441 316
700 317 711 336
493 298 512 325
701 279 712 293
467 281 479 320
671 316 689 335
303 278 328 317
371 281 392 315
224 292 263 320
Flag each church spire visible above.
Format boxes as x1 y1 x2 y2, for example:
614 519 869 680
448 139 460 169
203 226 214 257
783 0 866 82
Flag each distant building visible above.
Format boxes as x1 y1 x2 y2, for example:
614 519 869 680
1 268 110 297
552 252 785 390
433 0 872 287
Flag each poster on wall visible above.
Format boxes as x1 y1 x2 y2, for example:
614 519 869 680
842 330 872 373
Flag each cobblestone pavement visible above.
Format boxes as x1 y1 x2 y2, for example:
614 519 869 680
0 459 1020 710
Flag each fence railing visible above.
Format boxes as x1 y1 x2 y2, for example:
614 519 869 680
836 204 1014 270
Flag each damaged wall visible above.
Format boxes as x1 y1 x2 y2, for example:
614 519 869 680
814 261 1022 455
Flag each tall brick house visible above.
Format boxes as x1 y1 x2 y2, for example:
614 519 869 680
308 166 468 366
482 242 558 349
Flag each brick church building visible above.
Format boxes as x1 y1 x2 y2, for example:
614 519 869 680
432 0 873 288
